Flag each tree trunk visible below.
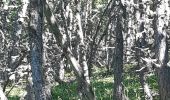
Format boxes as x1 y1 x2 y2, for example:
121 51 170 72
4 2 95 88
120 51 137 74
67 49 95 100
153 0 170 99
135 0 153 99
29 0 46 99
113 18 126 100
73 1 96 99
44 1 95 99
113 1 127 100
158 67 170 100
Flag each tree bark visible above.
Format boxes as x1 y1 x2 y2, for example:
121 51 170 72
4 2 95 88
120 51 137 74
153 0 170 99
113 1 127 100
29 0 46 99
74 1 95 99
135 0 153 99
44 1 95 99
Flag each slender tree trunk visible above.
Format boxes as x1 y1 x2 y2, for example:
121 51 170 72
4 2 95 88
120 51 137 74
113 18 126 100
113 18 125 100
67 49 95 100
135 0 153 99
153 0 170 99
74 1 96 99
113 1 127 100
29 0 46 99
44 1 95 99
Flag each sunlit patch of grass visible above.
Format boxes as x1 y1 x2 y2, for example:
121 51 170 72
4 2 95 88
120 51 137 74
8 96 20 100
92 78 113 100
6 86 25 100
51 66 113 100
6 87 24 96
147 73 159 100
51 82 79 100
52 65 159 100
7 65 159 100
123 74 141 100
51 76 113 100
147 73 158 91
123 65 159 100
92 66 112 79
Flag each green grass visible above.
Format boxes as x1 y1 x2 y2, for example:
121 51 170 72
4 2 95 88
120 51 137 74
51 67 114 100
123 73 142 100
8 65 159 100
8 96 20 100
51 66 158 100
6 86 25 100
92 77 113 100
51 82 79 100
51 77 113 100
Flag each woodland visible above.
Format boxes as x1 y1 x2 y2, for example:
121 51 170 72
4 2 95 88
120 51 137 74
0 0 170 100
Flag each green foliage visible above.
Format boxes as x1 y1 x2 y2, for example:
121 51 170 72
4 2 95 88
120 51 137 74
8 96 20 100
8 65 159 100
123 65 159 100
147 73 159 91
51 82 79 100
51 77 113 100
147 74 159 100
92 77 113 100
123 73 142 100
51 65 159 100
7 87 25 100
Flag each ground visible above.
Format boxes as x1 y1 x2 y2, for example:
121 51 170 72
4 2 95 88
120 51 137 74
8 65 159 100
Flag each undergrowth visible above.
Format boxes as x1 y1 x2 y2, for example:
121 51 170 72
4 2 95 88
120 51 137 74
8 65 159 100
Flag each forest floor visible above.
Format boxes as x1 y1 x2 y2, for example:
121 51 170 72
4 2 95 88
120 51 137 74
7 65 159 100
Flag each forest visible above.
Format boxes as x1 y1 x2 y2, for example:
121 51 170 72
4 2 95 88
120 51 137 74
0 0 170 100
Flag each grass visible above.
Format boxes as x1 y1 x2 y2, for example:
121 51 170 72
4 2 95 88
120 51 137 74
6 86 25 100
7 65 159 100
92 77 113 100
51 66 159 100
51 76 113 100
51 82 79 100
8 96 20 100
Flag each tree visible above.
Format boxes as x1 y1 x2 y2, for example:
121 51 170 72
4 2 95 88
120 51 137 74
1 0 170 99
28 0 46 99
44 0 95 99
112 0 127 100
135 0 153 99
153 0 170 99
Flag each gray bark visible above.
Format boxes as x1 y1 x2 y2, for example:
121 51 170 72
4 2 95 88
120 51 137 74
29 0 46 99
44 1 95 99
113 18 125 100
74 1 96 99
67 48 95 100
135 0 153 99
153 0 170 99
112 0 127 100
